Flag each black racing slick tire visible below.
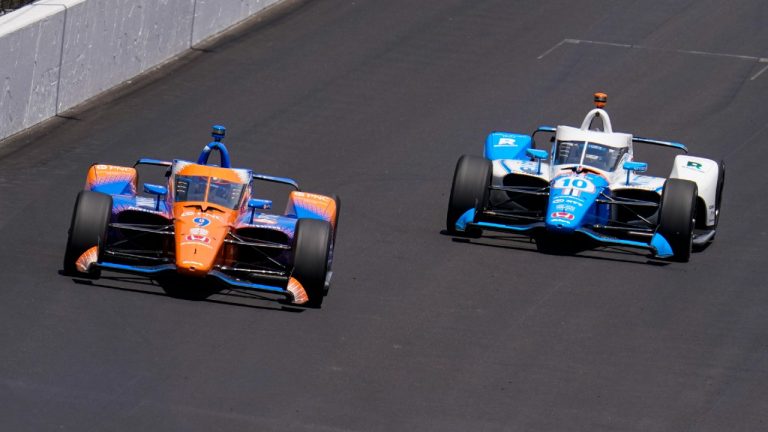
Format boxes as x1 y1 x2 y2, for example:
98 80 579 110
446 155 492 236
658 178 697 262
63 190 112 277
292 218 332 308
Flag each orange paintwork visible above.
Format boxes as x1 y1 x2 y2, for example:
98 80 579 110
176 163 244 184
593 92 607 108
86 164 137 194
286 277 308 304
172 164 246 276
287 191 338 228
76 246 99 273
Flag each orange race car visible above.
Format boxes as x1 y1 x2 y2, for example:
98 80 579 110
63 125 339 307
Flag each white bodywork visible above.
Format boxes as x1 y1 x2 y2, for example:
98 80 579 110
670 155 720 226
490 108 720 227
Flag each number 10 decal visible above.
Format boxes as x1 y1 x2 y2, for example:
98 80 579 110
553 177 595 197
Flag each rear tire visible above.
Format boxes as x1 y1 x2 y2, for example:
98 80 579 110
658 179 697 262
63 191 112 277
292 219 332 308
446 155 491 236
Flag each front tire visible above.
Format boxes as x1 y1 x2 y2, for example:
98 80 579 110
63 191 112 277
446 155 491 236
292 219 332 308
658 179 697 262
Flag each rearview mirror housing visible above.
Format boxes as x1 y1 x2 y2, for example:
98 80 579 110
248 198 272 210
526 148 548 175
526 148 548 160
143 183 168 196
623 161 648 172
623 161 648 185
143 183 167 210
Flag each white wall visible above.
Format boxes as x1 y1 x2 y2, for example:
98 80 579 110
192 0 275 45
0 5 65 138
53 0 196 112
0 0 283 140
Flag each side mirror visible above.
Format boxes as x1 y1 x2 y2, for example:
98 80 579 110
143 183 167 210
526 148 548 160
623 161 648 172
623 161 648 185
247 198 272 224
526 149 548 175
248 198 272 210
144 183 168 196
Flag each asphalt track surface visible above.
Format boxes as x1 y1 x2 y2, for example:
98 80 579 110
1 1 767 430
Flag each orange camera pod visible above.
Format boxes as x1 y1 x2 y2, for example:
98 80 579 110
594 92 607 108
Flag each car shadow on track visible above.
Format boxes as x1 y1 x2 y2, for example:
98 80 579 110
63 273 305 313
440 230 670 267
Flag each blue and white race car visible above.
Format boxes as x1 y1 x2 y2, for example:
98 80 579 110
446 93 724 262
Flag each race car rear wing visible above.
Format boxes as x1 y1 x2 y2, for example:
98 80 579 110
134 158 173 167
134 158 173 178
529 126 688 154
531 126 556 148
632 137 688 154
252 173 300 190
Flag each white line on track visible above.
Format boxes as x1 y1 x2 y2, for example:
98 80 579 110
536 39 570 60
537 38 768 80
750 60 768 81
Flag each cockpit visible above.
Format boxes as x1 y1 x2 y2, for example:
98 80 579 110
554 140 628 172
174 175 246 209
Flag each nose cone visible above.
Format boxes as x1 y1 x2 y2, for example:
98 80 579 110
546 173 605 233
546 210 580 232
174 209 227 276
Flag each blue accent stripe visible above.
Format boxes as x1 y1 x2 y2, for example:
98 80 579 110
455 209 475 231
293 207 326 221
577 229 650 248
650 233 674 258
97 263 290 296
197 141 231 167
208 271 288 295
98 262 176 274
576 228 673 258
500 160 513 173
135 158 172 167
474 221 542 232
633 136 689 154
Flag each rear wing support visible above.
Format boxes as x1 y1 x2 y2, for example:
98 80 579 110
531 126 556 149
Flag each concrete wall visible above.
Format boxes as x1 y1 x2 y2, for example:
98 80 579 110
0 5 65 138
192 0 276 45
54 0 196 112
0 0 283 140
